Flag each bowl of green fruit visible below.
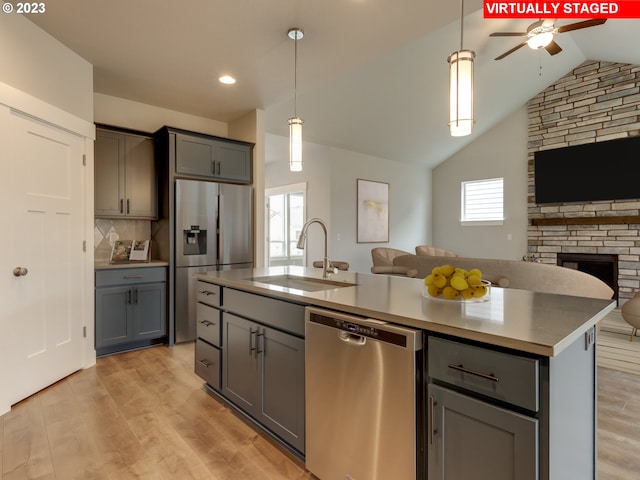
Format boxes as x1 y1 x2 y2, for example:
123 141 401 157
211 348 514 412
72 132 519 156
423 264 490 302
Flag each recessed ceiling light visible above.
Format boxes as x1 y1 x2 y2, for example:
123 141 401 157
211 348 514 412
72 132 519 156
219 75 236 85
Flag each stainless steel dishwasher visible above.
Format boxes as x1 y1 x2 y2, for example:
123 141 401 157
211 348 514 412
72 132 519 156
305 306 424 480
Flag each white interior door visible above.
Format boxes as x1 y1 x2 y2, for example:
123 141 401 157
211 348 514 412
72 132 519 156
0 106 85 414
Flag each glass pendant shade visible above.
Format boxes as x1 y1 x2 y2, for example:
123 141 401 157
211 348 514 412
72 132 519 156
289 117 303 172
448 49 475 137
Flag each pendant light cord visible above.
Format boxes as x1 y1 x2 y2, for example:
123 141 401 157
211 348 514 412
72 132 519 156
459 0 464 51
294 32 298 117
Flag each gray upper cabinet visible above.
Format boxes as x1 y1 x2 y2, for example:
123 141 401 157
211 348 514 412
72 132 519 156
174 132 252 183
95 128 157 219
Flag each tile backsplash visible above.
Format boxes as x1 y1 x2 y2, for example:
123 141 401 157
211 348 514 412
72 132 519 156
94 219 152 263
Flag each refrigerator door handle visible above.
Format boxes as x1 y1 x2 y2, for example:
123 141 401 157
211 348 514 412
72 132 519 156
218 193 224 263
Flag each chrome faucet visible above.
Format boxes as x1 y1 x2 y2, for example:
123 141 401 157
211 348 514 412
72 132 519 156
296 218 332 278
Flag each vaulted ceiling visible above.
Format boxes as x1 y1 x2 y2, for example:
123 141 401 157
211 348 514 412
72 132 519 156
29 1 640 168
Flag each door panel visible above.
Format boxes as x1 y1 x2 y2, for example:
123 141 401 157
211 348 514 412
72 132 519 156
134 283 166 338
125 135 156 218
222 313 259 413
428 384 538 480
175 179 218 267
0 108 85 413
219 183 253 266
260 327 305 453
94 129 125 216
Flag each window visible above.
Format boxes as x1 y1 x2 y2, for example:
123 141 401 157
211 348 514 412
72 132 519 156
266 183 306 266
461 178 504 225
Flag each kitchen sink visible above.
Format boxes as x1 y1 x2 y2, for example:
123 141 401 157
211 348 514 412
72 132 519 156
250 274 356 292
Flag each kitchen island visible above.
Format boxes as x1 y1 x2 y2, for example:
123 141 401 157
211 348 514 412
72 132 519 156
194 266 615 480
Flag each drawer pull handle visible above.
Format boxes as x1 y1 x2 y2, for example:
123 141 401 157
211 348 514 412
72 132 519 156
448 364 499 383
199 290 216 296
198 359 213 368
200 320 214 327
429 395 438 445
124 275 144 279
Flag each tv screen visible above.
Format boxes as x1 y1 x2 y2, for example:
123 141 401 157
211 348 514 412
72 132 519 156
534 136 640 204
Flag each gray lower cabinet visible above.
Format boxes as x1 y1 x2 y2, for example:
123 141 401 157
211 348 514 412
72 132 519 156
194 282 306 455
428 383 538 480
428 332 597 480
95 267 167 355
222 311 305 454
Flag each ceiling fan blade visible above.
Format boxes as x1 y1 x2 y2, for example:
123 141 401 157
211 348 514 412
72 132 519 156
494 41 527 60
556 18 607 33
544 40 562 56
490 32 527 37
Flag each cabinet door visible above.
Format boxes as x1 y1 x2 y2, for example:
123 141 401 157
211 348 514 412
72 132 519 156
428 384 538 480
222 313 260 414
132 283 166 340
259 326 305 453
125 136 157 218
95 129 125 217
175 133 216 177
217 142 251 183
95 286 132 348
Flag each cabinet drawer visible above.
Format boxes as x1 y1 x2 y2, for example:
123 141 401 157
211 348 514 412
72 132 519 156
428 336 539 412
195 339 221 390
96 267 166 287
197 303 221 346
224 288 305 336
196 281 221 307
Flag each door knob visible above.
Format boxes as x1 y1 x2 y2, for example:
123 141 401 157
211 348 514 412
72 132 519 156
13 267 28 277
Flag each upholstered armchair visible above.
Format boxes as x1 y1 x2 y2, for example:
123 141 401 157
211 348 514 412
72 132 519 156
621 291 640 341
370 247 417 277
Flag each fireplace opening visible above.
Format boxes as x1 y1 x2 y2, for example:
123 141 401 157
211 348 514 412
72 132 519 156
557 253 618 302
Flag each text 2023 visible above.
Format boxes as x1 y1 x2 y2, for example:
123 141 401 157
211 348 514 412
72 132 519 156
17 3 46 13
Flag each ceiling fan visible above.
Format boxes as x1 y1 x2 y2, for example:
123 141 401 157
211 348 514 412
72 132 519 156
490 19 607 61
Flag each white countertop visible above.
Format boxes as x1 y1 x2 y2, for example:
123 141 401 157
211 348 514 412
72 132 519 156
95 260 169 270
195 266 616 357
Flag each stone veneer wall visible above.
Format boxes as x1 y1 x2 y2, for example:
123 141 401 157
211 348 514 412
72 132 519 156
527 60 640 304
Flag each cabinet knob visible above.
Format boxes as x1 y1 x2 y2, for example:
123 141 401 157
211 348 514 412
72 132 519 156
13 267 28 277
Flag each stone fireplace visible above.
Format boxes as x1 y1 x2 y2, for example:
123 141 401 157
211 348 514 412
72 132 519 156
557 253 619 301
527 60 640 305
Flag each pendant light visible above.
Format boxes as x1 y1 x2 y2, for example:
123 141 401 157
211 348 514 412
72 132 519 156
288 27 304 172
448 0 475 137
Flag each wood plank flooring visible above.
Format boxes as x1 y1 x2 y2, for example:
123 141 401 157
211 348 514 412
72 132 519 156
1 337 639 479
0 344 311 480
598 308 640 375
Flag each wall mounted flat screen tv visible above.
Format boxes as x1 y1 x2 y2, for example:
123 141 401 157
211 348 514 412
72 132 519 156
534 135 640 204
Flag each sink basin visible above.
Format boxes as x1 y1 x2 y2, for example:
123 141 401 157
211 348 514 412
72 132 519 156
250 274 356 292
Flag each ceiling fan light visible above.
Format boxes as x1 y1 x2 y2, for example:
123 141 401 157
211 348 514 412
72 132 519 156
527 32 553 49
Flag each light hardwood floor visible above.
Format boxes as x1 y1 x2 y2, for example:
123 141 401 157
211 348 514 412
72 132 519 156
1 341 639 479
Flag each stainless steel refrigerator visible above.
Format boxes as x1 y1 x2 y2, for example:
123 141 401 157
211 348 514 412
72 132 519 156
174 178 253 343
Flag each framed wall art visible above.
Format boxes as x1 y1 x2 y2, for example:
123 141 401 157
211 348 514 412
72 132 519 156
357 179 389 243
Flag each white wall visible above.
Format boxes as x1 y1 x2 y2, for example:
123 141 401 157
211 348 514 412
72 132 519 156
229 110 266 267
0 15 93 122
265 133 431 273
94 93 228 135
0 14 96 375
432 106 529 260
